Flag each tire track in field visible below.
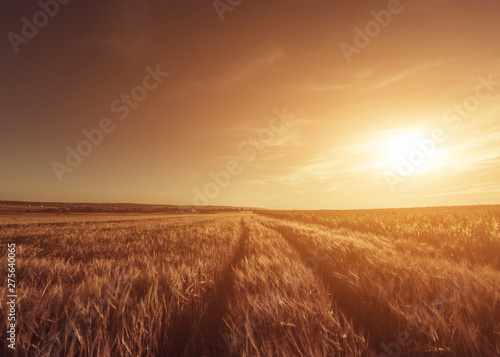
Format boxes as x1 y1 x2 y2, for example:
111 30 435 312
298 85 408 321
190 217 249 356
259 217 406 353
162 217 248 356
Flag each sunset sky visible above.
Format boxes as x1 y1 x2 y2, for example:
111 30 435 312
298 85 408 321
1 0 500 209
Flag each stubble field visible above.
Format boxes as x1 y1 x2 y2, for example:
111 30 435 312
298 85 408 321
1 207 499 356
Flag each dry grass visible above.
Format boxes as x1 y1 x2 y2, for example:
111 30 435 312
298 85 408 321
257 206 500 268
0 207 499 356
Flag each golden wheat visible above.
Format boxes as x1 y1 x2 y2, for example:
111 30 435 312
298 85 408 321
0 208 499 356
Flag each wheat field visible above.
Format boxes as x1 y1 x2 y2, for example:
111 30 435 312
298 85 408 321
1 207 499 356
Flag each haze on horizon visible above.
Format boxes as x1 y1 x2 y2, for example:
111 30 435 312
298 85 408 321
1 0 500 210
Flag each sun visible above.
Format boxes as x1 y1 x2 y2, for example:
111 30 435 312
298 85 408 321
387 130 423 158
381 128 439 177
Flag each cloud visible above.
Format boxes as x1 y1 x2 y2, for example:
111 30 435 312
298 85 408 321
174 43 286 94
307 83 353 92
357 59 451 93
243 134 383 190
426 182 500 197
222 44 285 85
435 126 500 174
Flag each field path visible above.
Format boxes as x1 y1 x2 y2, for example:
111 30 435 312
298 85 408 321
198 218 250 355
255 214 404 352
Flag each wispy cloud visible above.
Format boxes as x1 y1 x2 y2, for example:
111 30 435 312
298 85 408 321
358 59 450 93
307 83 352 92
223 45 285 85
243 134 384 191
434 126 500 174
426 182 500 197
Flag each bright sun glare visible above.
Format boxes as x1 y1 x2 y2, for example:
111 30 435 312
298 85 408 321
382 129 440 177
388 130 426 158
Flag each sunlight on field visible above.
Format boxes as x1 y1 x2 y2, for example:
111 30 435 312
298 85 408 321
1 208 499 356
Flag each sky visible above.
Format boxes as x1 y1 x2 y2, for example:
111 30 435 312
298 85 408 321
1 0 500 209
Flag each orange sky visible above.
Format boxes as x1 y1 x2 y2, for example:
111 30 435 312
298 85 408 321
1 0 500 209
